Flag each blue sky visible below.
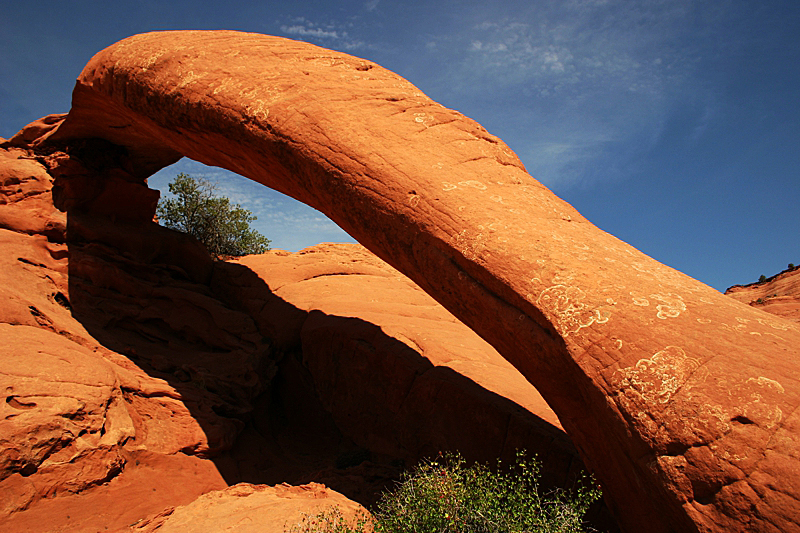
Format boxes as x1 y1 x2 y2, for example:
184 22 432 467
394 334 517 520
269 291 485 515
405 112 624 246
2 0 797 291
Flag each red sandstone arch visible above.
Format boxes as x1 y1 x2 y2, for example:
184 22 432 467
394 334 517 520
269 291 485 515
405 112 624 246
27 31 800 532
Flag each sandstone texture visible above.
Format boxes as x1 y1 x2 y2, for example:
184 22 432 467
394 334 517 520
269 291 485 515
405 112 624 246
0 142 599 529
7 30 800 532
726 266 800 323
233 244 576 481
0 144 248 531
131 483 367 533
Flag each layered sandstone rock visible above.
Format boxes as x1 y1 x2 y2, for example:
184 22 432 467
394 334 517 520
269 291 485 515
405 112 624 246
0 144 256 531
726 266 800 323
11 30 800 532
0 143 600 530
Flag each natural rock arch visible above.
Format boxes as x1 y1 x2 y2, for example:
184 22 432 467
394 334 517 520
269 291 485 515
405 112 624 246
25 31 800 532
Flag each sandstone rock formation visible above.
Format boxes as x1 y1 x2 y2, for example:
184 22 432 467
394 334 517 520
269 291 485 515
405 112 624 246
0 143 248 532
131 483 367 533
1 142 598 529
232 244 576 482
726 266 800 323
9 30 800 532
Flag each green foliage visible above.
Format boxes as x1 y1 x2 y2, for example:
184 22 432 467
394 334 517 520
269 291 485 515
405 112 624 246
759 274 767 283
287 451 601 533
288 506 372 533
156 173 270 258
790 263 796 270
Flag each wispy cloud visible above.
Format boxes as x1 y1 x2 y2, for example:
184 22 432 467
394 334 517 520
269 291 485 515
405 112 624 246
281 25 342 40
690 97 718 143
436 1 704 189
463 15 679 98
279 17 367 51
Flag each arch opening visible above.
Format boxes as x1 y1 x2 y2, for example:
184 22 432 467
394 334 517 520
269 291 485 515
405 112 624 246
16 30 800 533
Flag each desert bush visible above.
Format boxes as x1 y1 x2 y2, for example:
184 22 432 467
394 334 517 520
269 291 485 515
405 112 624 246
156 173 270 258
289 506 372 533
759 274 767 283
287 451 601 533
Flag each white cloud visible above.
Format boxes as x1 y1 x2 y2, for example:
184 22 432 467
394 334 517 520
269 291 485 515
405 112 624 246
364 0 380 12
280 25 341 40
442 1 702 188
466 21 651 95
475 21 499 31
470 41 508 53
278 17 366 50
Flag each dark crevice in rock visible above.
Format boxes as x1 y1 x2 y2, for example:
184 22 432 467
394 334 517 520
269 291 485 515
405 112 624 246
17 257 48 268
53 291 71 310
6 396 37 410
731 415 755 425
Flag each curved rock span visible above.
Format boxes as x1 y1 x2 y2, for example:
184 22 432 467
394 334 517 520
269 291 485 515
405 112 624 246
25 31 800 532
0 145 592 530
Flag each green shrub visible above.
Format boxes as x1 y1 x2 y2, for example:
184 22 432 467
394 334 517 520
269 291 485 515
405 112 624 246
156 173 270 258
289 506 371 533
759 275 767 283
790 263 796 270
288 451 601 533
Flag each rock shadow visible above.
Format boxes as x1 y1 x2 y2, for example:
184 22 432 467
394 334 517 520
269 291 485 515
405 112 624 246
64 210 616 531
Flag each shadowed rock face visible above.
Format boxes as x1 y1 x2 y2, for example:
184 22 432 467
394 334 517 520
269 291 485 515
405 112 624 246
22 30 800 532
0 144 605 531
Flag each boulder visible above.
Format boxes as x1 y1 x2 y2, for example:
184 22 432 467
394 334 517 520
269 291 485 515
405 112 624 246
14 30 800 532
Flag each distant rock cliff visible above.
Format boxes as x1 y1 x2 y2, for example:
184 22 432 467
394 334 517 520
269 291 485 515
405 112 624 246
726 266 800 323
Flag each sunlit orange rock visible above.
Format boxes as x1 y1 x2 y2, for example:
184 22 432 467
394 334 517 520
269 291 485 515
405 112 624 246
130 483 366 533
0 144 597 530
13 30 800 532
726 266 800 323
